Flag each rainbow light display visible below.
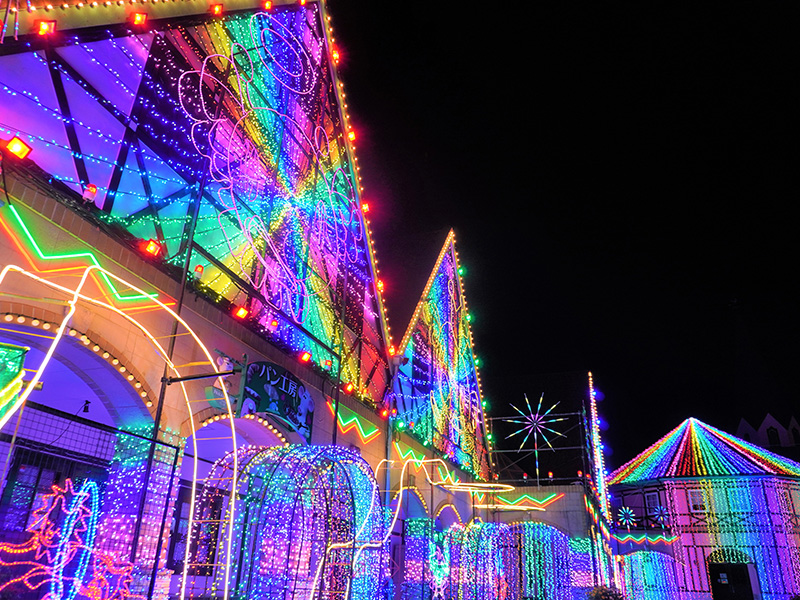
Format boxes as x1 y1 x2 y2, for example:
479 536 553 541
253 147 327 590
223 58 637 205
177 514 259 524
618 551 679 600
512 522 570 600
0 2 391 405
663 477 800 597
187 444 386 600
609 417 800 484
392 231 489 479
610 419 800 597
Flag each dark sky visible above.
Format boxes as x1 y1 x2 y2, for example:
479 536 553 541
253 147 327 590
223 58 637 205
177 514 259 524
326 3 797 470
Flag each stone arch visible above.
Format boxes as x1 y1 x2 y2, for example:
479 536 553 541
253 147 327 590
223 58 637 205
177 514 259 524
0 264 239 598
392 486 430 521
434 501 462 530
0 309 155 429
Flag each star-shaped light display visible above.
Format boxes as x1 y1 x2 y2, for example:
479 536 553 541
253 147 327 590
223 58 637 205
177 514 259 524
505 393 567 485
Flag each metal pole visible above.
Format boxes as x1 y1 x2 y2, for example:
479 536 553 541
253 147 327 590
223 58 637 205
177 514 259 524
146 440 182 599
331 261 348 445
129 157 208 566
130 61 233 584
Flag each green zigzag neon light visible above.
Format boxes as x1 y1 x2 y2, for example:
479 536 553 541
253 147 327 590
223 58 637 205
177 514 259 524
3 205 157 302
326 401 380 442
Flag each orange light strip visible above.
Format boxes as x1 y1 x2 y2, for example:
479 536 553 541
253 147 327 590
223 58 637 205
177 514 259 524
325 400 380 443
0 264 237 600
1 205 165 306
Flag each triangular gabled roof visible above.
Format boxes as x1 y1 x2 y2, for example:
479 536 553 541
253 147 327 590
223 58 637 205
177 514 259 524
398 229 468 354
609 417 800 485
392 230 490 479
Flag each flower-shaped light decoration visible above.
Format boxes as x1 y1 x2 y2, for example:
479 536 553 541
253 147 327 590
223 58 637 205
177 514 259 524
178 9 365 327
652 505 670 527
618 506 637 530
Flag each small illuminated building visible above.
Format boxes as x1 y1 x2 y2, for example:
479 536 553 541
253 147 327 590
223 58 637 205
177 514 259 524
737 413 800 463
609 418 800 599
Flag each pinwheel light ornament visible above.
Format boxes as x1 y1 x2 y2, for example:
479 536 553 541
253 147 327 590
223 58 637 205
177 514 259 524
505 393 567 485
652 505 669 527
618 506 637 531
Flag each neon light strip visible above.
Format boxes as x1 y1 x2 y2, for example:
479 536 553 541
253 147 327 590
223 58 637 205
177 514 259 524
393 441 426 464
393 441 460 484
326 400 380 443
0 264 237 600
612 533 678 545
494 492 565 509
2 205 157 302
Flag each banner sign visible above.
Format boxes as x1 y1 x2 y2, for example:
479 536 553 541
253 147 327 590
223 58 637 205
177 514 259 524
238 361 314 442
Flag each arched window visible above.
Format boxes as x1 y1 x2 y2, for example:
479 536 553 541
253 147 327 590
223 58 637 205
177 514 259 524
767 426 780 447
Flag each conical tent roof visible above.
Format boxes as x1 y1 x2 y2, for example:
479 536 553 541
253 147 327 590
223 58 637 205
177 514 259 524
609 417 800 485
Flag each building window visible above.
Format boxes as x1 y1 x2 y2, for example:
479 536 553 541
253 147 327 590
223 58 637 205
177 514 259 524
779 488 794 514
645 491 659 515
767 426 780 447
688 489 706 513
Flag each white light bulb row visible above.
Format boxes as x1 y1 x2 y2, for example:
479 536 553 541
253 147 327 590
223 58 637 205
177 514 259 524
3 313 151 404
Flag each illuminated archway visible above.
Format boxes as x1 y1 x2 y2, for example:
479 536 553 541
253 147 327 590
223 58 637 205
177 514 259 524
0 264 238 599
186 444 386 600
0 314 163 600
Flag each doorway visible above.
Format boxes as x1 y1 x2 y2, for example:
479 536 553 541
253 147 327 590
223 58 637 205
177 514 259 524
709 563 757 600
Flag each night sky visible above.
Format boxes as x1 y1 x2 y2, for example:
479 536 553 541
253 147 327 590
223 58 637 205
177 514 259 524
326 3 797 471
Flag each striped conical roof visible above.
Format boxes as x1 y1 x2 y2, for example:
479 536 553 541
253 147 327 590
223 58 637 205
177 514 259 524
609 418 800 485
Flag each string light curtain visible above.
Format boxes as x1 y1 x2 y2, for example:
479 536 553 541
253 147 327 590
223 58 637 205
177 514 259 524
617 550 679 599
186 444 387 600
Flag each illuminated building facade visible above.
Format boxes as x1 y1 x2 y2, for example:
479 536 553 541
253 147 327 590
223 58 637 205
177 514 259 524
610 418 800 599
1 0 615 598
